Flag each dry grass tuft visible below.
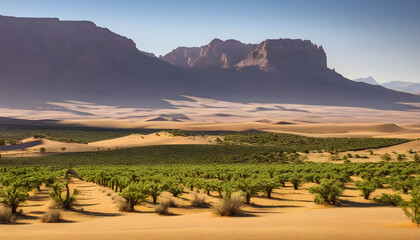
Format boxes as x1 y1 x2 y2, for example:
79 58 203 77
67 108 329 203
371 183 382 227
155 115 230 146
155 200 171 215
0 206 13 224
41 209 61 223
212 195 243 216
191 194 210 208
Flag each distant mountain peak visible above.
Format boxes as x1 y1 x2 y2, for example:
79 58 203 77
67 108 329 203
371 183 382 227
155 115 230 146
353 76 379 85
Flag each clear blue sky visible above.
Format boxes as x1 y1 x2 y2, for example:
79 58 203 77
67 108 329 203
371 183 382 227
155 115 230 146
0 0 419 83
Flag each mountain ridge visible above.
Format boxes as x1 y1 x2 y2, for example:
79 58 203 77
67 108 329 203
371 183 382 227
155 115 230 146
0 15 419 111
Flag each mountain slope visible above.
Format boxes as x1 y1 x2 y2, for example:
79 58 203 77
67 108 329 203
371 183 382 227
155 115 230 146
382 81 420 95
1 15 419 110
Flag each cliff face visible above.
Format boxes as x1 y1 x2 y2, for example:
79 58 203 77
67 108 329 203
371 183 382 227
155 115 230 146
161 38 326 72
160 47 200 68
236 39 327 71
160 39 256 69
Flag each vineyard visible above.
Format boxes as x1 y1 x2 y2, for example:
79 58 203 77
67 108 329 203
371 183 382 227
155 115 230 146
0 161 419 224
222 133 411 152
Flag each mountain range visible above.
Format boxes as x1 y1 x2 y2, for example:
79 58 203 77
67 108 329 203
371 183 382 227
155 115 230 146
353 77 420 95
0 15 419 111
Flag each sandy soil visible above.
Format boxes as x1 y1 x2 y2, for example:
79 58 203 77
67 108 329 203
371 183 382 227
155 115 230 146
0 178 418 240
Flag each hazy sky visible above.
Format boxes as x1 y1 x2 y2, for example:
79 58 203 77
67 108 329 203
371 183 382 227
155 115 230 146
0 0 419 83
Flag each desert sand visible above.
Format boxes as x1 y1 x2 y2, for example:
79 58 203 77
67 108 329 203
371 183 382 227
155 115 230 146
0 178 418 240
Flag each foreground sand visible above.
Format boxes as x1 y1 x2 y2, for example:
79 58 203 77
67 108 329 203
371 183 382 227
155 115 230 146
0 178 418 240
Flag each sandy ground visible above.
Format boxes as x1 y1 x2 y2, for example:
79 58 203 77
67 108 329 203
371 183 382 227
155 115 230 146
0 178 418 240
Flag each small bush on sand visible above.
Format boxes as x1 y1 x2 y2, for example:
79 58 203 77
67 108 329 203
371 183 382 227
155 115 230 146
155 200 171 215
400 187 420 225
116 198 130 212
212 195 243 216
0 206 13 224
309 179 344 205
41 209 61 223
191 194 210 208
374 193 403 206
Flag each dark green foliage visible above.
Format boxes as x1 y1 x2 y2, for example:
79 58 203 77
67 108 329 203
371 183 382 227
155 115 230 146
414 153 420 163
50 181 78 209
400 187 420 225
166 129 191 136
223 133 410 152
0 126 158 144
355 180 376 199
374 193 403 206
309 179 344 205
381 153 392 161
238 178 260 204
0 184 28 214
119 182 149 211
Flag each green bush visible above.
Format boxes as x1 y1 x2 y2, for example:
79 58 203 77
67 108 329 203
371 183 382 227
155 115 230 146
374 193 403 206
356 180 377 199
400 187 420 225
119 182 149 211
1 184 28 214
309 179 344 205
50 181 78 209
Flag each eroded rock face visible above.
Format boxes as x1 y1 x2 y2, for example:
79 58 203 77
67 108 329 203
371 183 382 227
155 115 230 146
236 39 327 71
160 47 200 67
162 38 327 72
160 39 256 69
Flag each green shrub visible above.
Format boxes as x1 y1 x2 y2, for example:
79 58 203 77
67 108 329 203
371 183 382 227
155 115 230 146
381 153 391 161
414 153 419 163
400 187 420 225
40 147 46 153
1 184 28 214
374 193 403 206
309 179 344 205
50 181 78 209
119 182 149 212
356 180 377 199
238 178 260 204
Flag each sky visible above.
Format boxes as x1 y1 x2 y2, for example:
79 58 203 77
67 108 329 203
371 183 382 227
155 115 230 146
0 0 419 84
